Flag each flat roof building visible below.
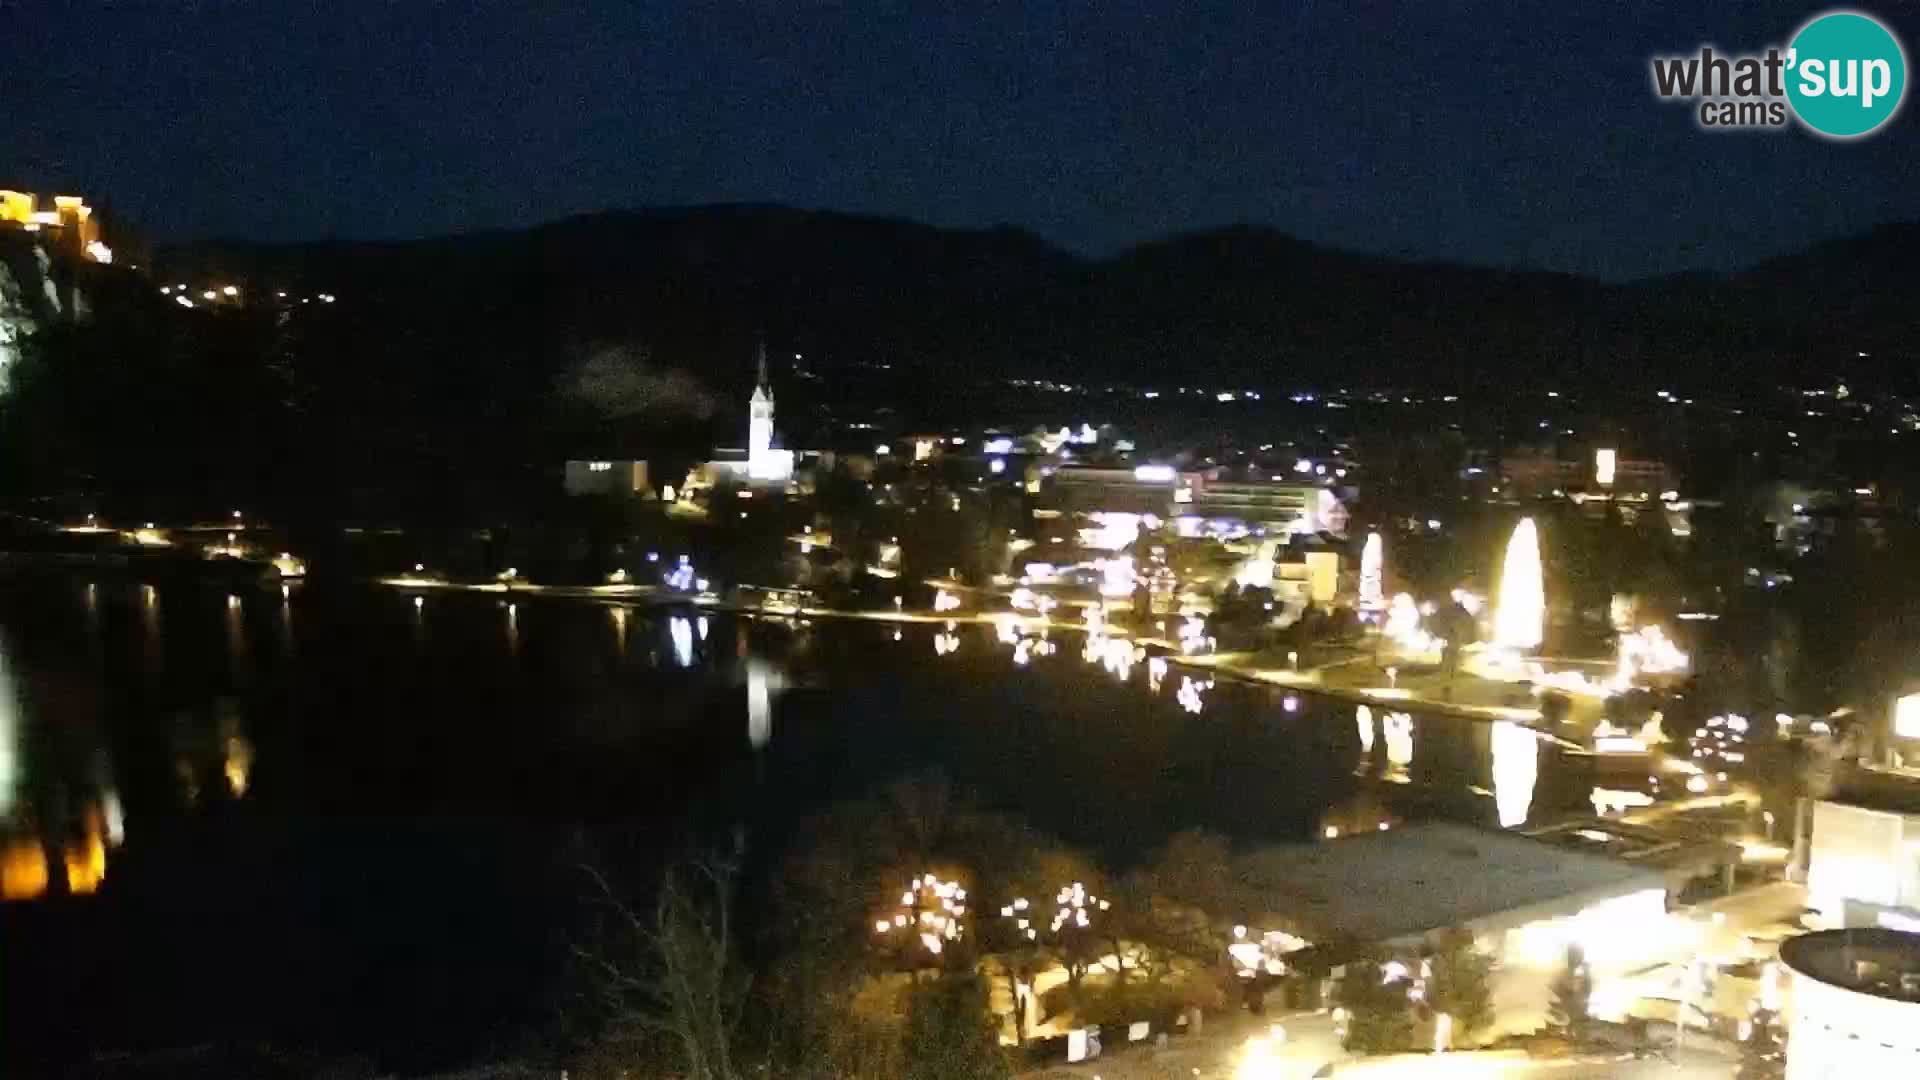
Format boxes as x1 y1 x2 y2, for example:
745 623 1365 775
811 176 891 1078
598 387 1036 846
1238 821 1688 974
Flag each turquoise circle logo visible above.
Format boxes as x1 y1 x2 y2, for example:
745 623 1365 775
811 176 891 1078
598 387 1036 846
1787 10 1907 138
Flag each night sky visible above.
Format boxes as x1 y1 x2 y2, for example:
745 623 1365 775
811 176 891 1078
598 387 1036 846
7 1 1916 279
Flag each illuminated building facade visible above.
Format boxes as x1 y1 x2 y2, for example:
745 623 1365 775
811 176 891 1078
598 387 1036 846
1051 465 1196 516
1048 467 1337 535
0 191 111 264
1501 444 1672 498
1780 928 1920 1078
1190 477 1325 532
679 342 796 502
744 344 792 484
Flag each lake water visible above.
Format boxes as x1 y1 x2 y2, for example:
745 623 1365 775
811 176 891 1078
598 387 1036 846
0 576 1596 1073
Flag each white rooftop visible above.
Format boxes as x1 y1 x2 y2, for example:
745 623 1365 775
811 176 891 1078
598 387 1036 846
1237 821 1666 945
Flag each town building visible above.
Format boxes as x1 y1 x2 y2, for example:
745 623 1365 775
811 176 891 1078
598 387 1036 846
1047 466 1342 536
1238 822 1690 976
1501 444 1673 499
562 459 653 498
1050 464 1196 516
1780 928 1920 1077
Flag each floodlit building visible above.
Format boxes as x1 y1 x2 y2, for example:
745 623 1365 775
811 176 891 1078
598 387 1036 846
0 191 109 263
1780 928 1920 1077
680 343 797 501
1050 465 1195 516
1190 476 1334 534
1048 467 1342 537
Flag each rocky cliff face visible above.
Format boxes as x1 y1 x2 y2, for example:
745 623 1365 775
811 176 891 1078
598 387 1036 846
0 254 32 386
0 233 92 388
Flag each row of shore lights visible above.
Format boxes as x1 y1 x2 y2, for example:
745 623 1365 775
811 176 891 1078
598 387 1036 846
159 283 336 308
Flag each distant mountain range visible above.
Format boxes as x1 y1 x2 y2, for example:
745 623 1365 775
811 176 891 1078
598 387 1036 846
158 206 1920 397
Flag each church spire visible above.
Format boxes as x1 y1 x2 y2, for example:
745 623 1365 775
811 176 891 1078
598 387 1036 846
754 338 770 394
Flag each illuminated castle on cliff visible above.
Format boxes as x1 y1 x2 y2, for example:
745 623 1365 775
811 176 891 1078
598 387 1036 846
0 191 112 264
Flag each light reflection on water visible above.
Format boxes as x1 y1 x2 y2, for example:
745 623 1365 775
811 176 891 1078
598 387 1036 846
1 583 1603 1072
1491 720 1541 828
670 615 694 667
1 589 1585 908
0 617 121 900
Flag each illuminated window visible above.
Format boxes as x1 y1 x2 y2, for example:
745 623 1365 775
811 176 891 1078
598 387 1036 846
1897 693 1920 739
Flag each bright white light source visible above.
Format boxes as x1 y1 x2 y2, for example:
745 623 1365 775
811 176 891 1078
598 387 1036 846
1896 693 1920 739
1595 448 1617 487
1133 464 1175 483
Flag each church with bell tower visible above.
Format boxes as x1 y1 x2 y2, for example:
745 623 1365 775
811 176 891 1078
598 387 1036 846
676 340 794 502
746 342 779 479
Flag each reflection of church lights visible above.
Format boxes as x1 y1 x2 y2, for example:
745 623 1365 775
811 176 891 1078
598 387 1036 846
747 660 771 749
933 589 961 613
1356 705 1374 756
1490 721 1538 828
1492 517 1543 651
1148 655 1168 691
669 617 694 667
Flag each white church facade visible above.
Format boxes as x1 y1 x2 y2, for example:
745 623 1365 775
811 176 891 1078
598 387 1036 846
679 342 795 501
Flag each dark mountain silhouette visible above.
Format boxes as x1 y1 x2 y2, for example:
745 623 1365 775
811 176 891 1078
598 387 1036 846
156 205 1920 397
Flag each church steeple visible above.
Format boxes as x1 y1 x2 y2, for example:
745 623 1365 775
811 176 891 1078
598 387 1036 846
748 340 774 461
